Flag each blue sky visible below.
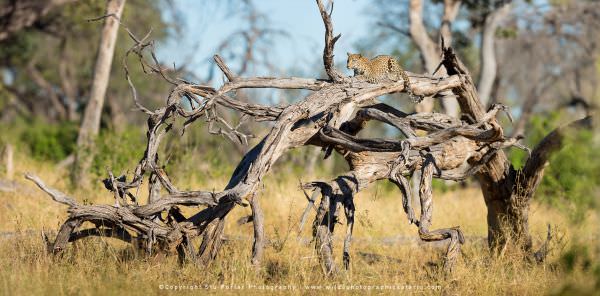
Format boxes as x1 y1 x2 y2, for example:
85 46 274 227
158 0 372 80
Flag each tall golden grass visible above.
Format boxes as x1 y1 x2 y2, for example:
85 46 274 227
0 153 598 295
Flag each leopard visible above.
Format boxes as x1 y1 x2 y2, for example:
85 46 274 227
346 53 421 102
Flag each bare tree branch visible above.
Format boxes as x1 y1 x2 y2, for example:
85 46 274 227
24 173 77 207
316 0 344 82
477 1 512 106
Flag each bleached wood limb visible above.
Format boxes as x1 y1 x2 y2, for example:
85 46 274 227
25 173 77 207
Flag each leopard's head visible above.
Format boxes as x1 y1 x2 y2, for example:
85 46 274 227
346 53 366 73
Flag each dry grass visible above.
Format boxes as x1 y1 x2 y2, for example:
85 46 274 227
0 154 598 295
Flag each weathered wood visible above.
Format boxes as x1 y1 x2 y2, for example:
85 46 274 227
69 227 133 244
342 195 355 270
250 194 265 266
316 0 344 82
23 0 589 276
25 173 77 207
52 218 82 253
314 188 336 274
417 154 464 273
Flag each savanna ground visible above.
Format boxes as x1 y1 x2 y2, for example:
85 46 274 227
1 149 598 296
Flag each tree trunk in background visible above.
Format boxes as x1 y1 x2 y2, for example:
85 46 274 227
59 39 80 122
443 50 593 255
304 147 322 177
477 2 512 108
72 0 125 188
409 0 439 114
440 0 461 45
4 144 13 180
408 0 460 117
408 0 513 115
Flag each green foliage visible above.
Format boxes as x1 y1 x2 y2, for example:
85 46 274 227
19 121 78 162
163 123 238 177
0 33 36 65
496 27 518 39
432 178 453 193
509 112 562 169
509 112 600 222
560 244 593 273
4 116 244 184
538 128 599 222
554 242 600 295
91 128 147 179
11 120 144 177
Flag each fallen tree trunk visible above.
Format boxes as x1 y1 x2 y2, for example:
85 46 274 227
24 0 593 275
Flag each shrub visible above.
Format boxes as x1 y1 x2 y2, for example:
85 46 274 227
19 121 78 162
91 128 147 178
509 112 600 222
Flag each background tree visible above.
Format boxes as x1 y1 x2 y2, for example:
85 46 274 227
0 0 175 123
0 0 76 42
369 0 599 125
0 0 179 185
72 0 126 188
368 0 512 114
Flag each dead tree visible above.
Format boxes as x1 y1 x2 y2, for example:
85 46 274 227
26 0 592 275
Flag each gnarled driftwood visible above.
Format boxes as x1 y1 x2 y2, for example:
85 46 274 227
25 0 592 275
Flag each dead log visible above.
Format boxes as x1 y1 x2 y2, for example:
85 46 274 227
22 0 592 275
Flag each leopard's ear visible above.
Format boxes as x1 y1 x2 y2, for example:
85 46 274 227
347 52 351 56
